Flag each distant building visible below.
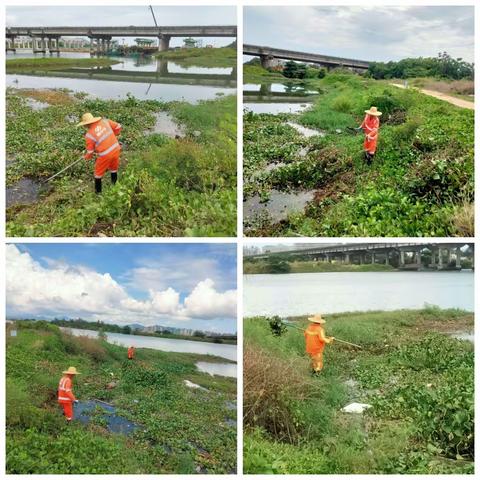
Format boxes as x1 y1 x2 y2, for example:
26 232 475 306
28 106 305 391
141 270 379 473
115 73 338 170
183 37 197 48
134 38 155 47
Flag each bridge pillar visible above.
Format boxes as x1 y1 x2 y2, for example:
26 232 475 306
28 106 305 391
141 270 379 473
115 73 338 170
385 252 389 265
47 36 60 54
158 35 171 52
345 253 350 264
6 35 16 53
259 83 272 95
32 36 46 54
260 54 275 69
156 58 169 75
456 247 462 269
371 253 375 264
400 251 405 267
416 250 422 267
438 248 444 269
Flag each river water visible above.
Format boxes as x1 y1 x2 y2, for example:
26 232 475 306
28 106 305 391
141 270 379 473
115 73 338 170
244 271 474 317
64 328 237 377
6 51 235 102
243 82 317 114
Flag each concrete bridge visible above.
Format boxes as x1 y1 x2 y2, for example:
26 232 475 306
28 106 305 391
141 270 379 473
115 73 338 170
244 44 370 71
248 243 473 271
6 26 237 54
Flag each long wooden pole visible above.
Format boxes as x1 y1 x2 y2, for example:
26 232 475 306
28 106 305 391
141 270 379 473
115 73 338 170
283 321 363 349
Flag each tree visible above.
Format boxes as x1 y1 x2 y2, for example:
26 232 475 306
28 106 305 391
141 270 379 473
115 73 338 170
193 330 205 338
122 326 131 335
283 60 308 79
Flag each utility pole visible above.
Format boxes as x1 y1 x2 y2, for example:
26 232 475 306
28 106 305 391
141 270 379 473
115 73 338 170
149 5 159 48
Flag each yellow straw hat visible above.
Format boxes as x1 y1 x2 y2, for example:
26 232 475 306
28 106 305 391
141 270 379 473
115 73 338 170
63 366 81 375
365 106 382 116
77 112 102 127
308 313 326 324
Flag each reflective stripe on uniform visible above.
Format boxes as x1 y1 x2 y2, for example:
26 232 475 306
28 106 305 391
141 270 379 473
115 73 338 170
96 131 113 145
304 331 319 335
58 396 71 401
98 142 119 157
85 133 97 142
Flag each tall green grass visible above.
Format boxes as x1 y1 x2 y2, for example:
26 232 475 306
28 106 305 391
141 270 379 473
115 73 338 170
244 309 474 474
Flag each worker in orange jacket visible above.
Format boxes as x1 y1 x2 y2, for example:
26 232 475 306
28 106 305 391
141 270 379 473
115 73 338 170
358 106 382 164
77 112 122 194
304 314 334 375
127 346 135 360
58 366 80 421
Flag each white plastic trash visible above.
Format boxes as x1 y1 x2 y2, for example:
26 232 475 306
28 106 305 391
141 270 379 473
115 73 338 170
341 402 372 413
184 380 208 391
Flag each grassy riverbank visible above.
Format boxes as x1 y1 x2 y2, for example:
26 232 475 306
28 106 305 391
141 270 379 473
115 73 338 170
244 259 394 274
6 88 236 236
6 321 236 474
244 308 473 474
243 69 474 237
6 57 120 72
156 47 236 68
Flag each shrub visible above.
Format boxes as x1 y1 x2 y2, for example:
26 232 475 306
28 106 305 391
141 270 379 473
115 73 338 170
317 68 327 79
243 344 309 443
451 202 474 237
366 90 408 116
331 96 354 113
60 333 107 362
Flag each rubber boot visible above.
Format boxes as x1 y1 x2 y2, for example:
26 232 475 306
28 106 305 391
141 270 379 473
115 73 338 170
95 178 102 194
111 172 118 185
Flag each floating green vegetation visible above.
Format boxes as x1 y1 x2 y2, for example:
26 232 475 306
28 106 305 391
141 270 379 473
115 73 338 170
6 57 120 72
6 321 236 474
243 308 474 474
6 89 236 236
243 71 474 237
156 47 236 68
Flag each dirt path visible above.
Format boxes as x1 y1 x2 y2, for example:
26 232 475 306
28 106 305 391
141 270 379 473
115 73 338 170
391 83 474 110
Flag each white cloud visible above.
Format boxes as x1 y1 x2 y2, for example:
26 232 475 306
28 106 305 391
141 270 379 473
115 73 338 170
245 6 474 62
181 279 237 319
6 245 236 325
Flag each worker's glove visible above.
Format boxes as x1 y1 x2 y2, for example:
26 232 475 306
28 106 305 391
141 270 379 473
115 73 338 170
355 127 363 131
74 400 79 404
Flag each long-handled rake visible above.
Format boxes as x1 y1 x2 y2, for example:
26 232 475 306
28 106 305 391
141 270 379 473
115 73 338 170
268 316 363 349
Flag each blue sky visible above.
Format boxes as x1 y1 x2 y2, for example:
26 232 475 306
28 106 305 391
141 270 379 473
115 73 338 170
7 243 237 333
244 6 474 63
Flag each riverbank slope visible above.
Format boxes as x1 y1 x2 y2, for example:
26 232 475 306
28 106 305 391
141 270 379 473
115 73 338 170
6 88 236 236
6 321 236 474
243 69 474 237
244 308 473 474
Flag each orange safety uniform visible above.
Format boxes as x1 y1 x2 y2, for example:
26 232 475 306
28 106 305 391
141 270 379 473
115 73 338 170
58 375 77 421
127 346 135 360
361 114 380 155
84 118 122 178
304 323 332 372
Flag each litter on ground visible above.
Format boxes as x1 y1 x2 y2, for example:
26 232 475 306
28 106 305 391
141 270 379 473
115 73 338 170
341 402 372 413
